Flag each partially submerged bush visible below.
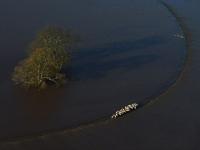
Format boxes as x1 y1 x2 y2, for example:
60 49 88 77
12 26 74 89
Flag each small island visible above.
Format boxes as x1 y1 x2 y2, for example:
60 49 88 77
12 26 74 89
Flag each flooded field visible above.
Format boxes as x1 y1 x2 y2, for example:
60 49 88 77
0 0 197 149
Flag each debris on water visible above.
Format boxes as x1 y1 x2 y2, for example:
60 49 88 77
173 34 184 39
111 103 139 119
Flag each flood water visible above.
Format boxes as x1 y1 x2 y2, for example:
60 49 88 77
0 0 188 146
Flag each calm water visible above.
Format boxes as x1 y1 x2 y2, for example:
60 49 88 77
34 1 200 150
0 0 186 140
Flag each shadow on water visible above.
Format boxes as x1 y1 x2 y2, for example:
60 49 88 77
68 36 164 80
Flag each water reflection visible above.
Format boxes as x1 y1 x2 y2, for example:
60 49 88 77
13 86 67 121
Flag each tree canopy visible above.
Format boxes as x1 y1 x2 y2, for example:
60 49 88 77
12 26 74 89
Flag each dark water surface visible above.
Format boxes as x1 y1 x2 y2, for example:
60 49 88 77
21 0 200 150
0 0 187 144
